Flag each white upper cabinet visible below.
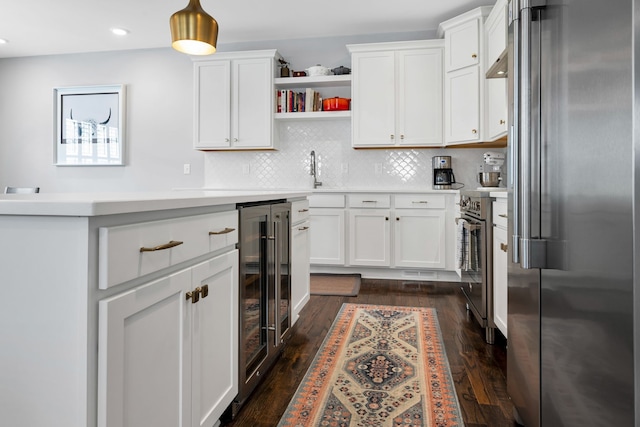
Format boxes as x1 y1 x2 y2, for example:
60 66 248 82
439 7 492 145
484 0 509 141
445 18 480 71
193 50 279 150
348 40 444 148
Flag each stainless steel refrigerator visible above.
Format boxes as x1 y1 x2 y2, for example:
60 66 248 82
507 0 637 425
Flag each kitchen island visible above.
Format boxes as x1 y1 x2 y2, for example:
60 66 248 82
0 190 309 427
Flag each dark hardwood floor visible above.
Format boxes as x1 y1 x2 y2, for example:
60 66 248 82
222 279 517 427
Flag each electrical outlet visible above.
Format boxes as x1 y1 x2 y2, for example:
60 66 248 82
183 163 191 175
374 163 383 175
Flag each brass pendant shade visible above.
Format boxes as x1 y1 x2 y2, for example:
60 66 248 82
170 0 218 55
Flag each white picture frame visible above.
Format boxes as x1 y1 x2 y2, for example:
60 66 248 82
54 84 126 166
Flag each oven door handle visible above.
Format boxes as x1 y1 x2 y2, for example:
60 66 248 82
457 217 482 232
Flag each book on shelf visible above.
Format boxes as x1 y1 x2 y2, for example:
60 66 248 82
276 89 324 113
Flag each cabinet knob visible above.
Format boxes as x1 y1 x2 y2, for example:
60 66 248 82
500 243 508 252
385 217 389 221
390 134 395 140
471 129 478 134
233 138 238 142
396 217 400 221
400 134 405 140
500 119 506 125
471 53 477 58
225 138 230 142
186 289 200 304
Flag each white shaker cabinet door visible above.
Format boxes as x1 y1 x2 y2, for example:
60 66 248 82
348 209 391 267
291 220 310 324
351 50 396 147
444 66 480 144
190 251 239 427
309 209 345 265
232 57 274 149
194 60 232 149
397 48 443 147
394 209 446 269
445 18 480 71
98 268 192 427
493 224 508 337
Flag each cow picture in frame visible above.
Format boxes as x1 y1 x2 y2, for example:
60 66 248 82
54 84 125 166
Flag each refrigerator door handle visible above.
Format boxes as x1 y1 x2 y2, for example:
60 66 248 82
273 219 281 348
510 0 521 264
517 1 547 269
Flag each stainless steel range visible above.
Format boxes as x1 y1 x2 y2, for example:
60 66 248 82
459 190 495 344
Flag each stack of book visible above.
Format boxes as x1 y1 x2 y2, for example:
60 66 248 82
277 89 323 113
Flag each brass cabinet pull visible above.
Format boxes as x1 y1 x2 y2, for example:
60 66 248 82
200 285 209 298
412 201 429 204
298 208 309 213
298 226 309 231
400 134 405 140
390 134 395 140
209 227 235 235
499 214 508 218
500 243 508 252
140 240 183 252
362 200 378 203
500 119 506 124
472 53 478 58
186 288 200 304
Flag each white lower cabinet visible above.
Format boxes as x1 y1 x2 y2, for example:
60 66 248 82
492 199 508 337
394 209 446 269
311 193 455 276
309 208 346 265
98 250 239 427
290 200 310 323
349 209 391 266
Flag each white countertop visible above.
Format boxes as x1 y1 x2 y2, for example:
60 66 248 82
0 190 311 217
311 187 460 194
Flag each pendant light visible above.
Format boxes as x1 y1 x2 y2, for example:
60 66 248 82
170 0 218 55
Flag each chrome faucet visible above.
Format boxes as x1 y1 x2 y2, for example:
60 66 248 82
310 150 322 188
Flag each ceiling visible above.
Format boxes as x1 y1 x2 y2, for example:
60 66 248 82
0 0 492 59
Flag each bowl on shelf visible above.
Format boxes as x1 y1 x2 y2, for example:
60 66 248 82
306 65 331 76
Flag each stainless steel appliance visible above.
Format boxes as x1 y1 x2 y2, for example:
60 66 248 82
507 0 635 425
230 200 291 417
478 151 505 187
432 156 456 189
459 190 495 344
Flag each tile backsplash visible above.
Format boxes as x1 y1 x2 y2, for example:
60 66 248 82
204 120 504 191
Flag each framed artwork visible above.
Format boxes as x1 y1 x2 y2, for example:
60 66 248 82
54 84 126 166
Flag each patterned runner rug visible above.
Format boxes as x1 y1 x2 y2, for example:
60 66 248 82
278 303 463 427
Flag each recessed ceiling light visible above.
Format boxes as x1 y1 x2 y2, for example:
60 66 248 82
0 39 8 44
111 28 129 36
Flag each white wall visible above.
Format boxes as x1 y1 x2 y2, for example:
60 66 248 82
0 48 203 192
0 31 504 193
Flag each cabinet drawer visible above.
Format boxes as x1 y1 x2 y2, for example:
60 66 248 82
493 200 507 229
99 210 238 289
308 194 345 208
291 199 310 224
348 194 391 208
394 194 445 209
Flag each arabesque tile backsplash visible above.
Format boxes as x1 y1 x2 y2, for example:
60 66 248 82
204 120 503 191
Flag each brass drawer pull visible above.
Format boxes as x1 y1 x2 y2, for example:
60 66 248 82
498 214 508 218
362 200 378 203
298 208 309 213
500 243 508 252
200 285 209 298
412 201 429 204
298 226 309 231
209 227 235 235
186 288 200 304
140 240 183 252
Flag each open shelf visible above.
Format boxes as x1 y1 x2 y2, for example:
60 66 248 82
274 111 351 120
274 75 352 89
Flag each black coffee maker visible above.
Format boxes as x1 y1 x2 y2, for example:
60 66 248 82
432 156 456 189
